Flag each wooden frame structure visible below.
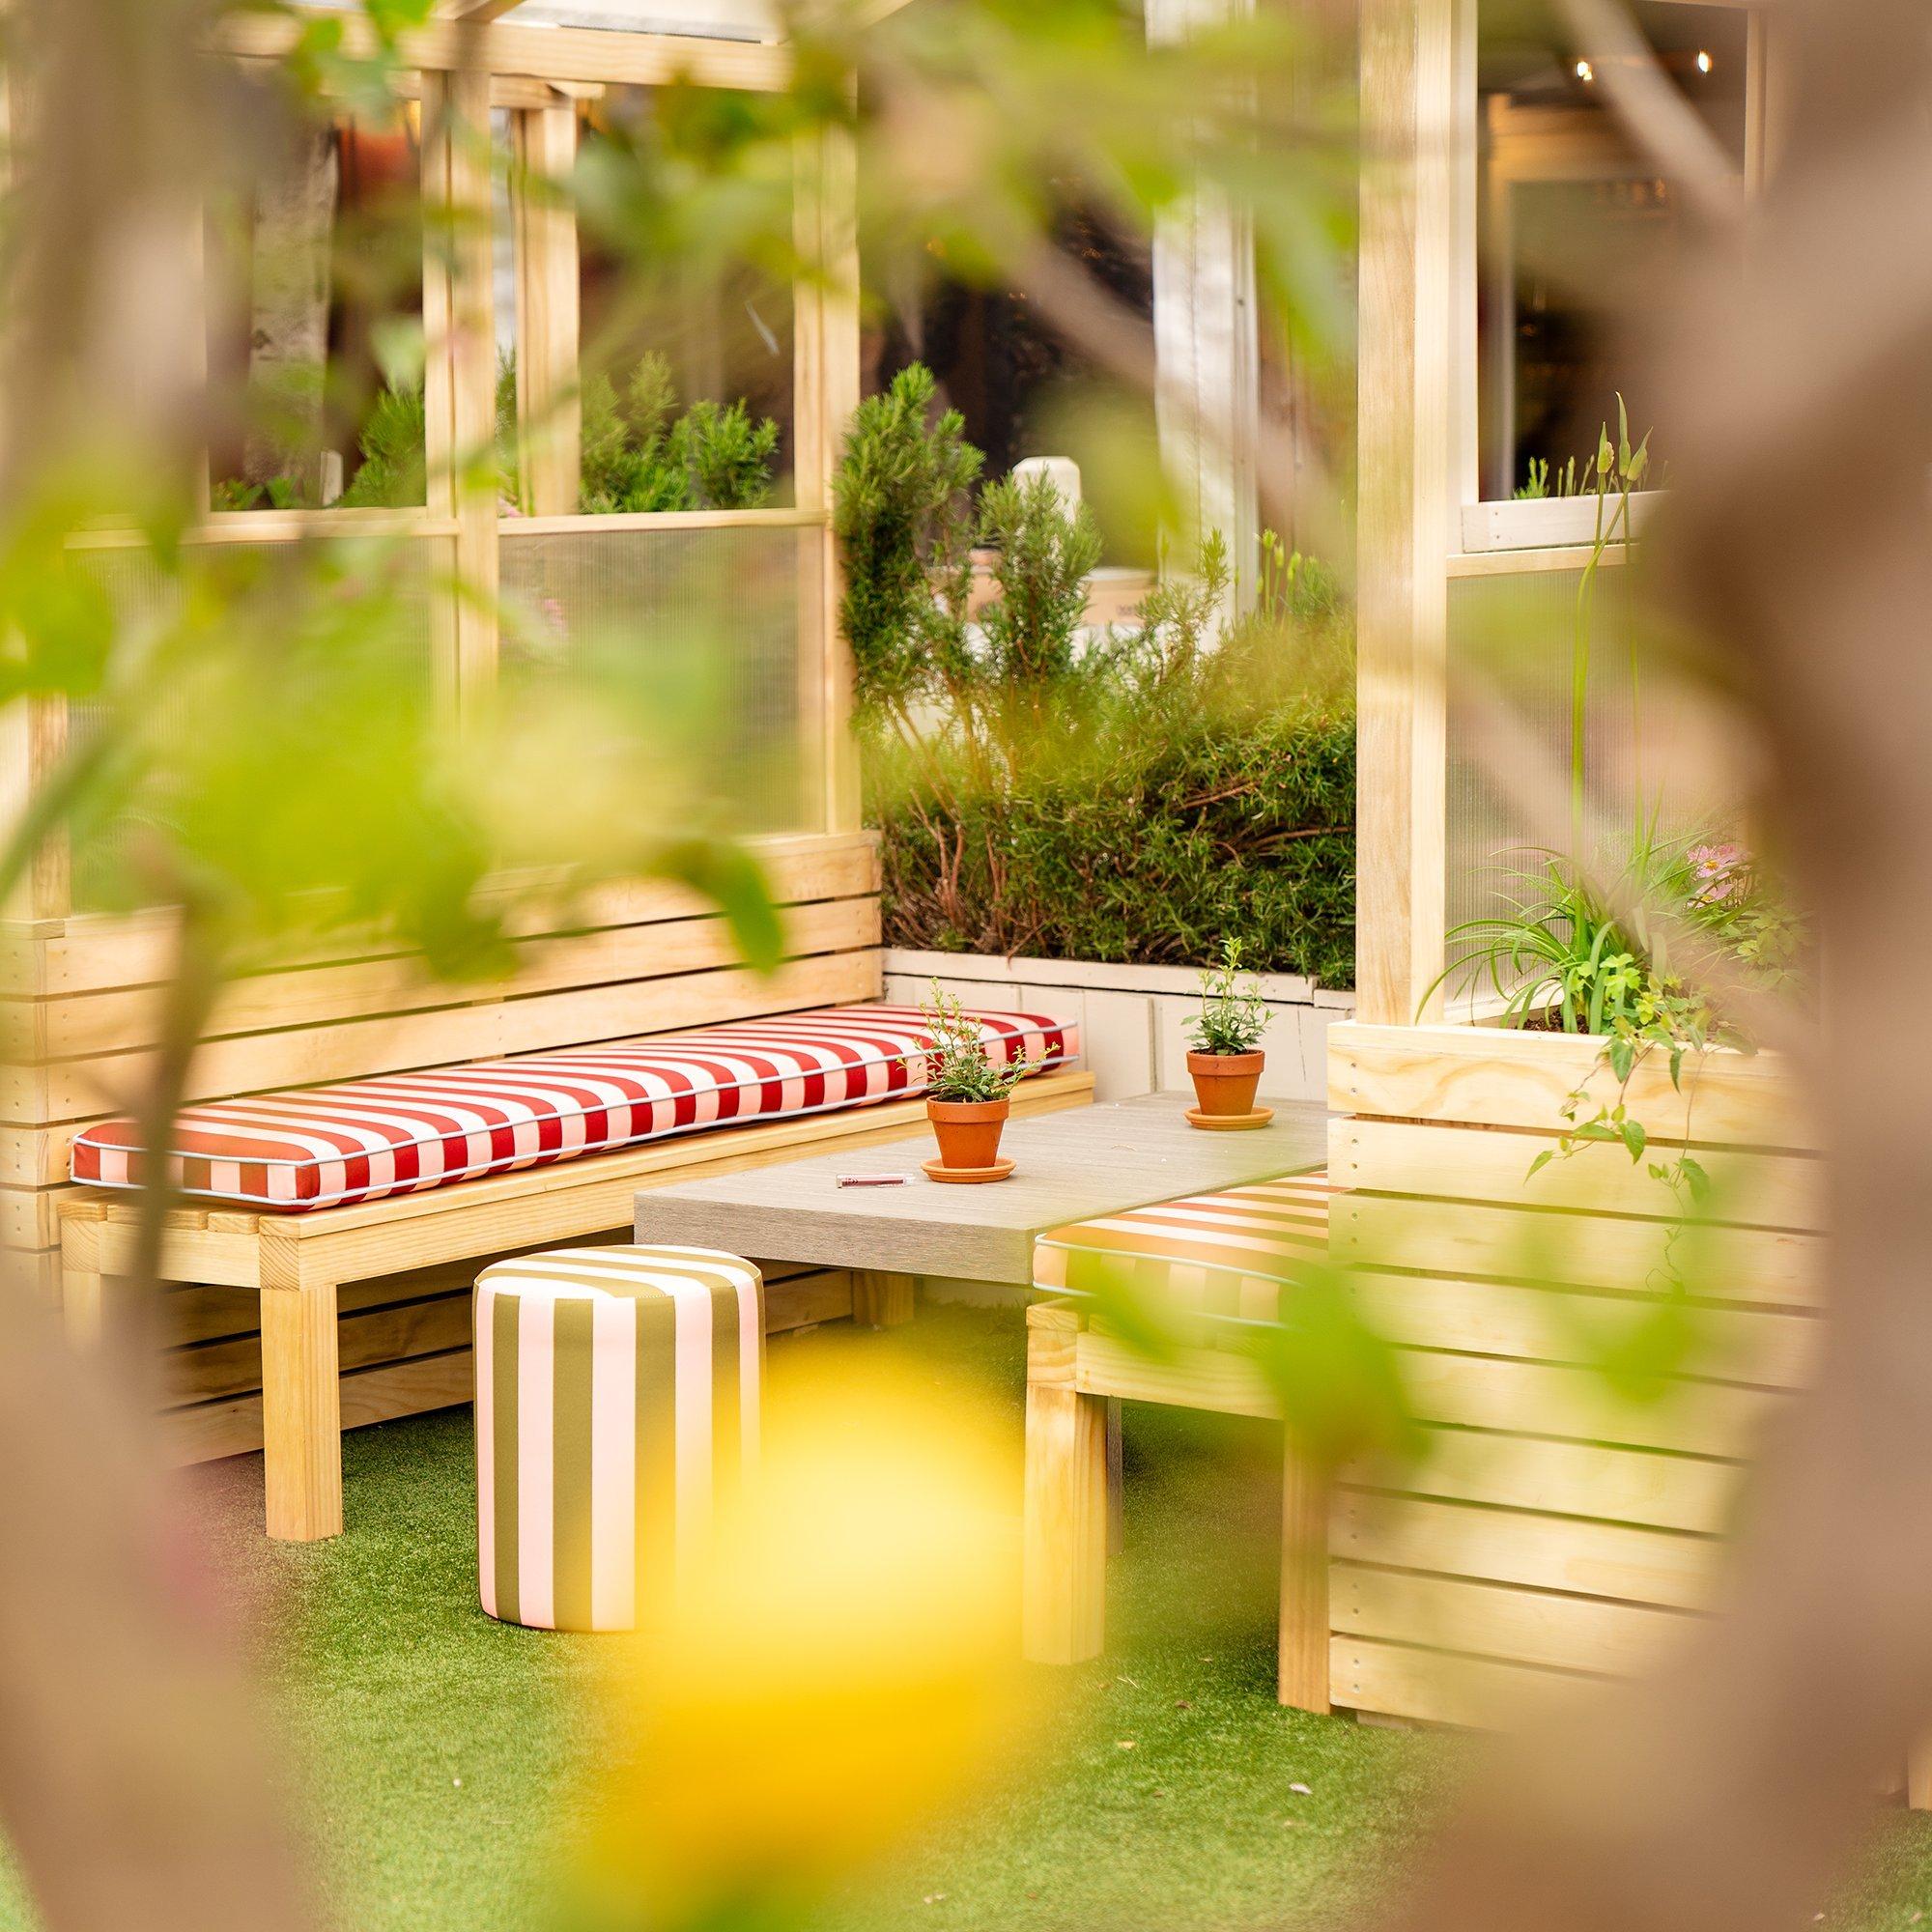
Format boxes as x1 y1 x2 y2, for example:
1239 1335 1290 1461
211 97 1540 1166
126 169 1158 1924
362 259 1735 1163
1336 0 1858 1746
5 8 865 1297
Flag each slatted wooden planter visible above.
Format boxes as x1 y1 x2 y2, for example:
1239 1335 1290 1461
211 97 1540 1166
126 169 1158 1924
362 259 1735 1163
1323 1018 1822 1728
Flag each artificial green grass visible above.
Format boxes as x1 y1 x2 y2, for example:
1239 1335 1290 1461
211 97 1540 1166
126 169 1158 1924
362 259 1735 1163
5 1305 1932 1930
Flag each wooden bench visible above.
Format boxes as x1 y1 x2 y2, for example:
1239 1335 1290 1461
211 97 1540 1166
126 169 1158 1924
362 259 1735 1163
59 1065 1091 1540
10 828 1091 1536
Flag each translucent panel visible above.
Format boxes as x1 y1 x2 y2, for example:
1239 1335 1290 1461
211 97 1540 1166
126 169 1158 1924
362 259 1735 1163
63 538 441 911
1445 564 1738 971
205 86 429 511
499 525 819 834
1476 0 1749 499
564 87 797 514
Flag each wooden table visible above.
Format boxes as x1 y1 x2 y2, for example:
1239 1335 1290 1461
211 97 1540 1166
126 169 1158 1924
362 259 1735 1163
630 1092 1329 1308
634 1091 1333 1704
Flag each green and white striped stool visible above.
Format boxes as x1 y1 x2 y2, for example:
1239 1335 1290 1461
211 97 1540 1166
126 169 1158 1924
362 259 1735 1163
474 1244 763 1633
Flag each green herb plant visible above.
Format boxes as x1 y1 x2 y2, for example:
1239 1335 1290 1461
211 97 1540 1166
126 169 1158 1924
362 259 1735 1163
1186 938 1270 1057
1436 832 1803 1273
907 983 1043 1102
836 365 1355 982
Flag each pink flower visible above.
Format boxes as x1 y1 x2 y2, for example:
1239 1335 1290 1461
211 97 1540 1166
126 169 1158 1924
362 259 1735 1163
1688 841 1747 905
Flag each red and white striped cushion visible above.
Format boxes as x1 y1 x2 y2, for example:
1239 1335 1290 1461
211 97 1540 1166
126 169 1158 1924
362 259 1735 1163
1033 1174 1336 1334
71 1005 1076 1213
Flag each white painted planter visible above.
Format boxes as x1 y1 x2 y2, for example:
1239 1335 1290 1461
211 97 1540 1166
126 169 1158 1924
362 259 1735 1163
883 949 1356 1105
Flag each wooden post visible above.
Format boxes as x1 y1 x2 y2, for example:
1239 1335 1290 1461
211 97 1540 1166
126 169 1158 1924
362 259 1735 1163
1277 1436 1331 1712
850 1268 915 1328
512 99 582 516
260 1280 344 1542
1149 0 1260 611
1354 0 1457 1026
792 122 863 835
1105 1396 1124 1555
421 68 499 719
1022 1303 1109 1663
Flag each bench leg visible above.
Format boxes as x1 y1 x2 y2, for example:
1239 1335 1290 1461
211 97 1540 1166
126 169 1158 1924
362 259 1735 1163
1278 1436 1331 1713
62 1265 109 1347
1022 1317 1108 1664
851 1269 916 1329
261 1281 343 1542
1909 1736 1932 1811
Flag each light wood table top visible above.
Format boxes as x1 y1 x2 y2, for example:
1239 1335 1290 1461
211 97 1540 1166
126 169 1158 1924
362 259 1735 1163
632 1093 1330 1284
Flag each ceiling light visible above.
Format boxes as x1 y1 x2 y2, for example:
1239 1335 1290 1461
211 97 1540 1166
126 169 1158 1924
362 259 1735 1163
1575 57 1595 82
1696 47 1714 73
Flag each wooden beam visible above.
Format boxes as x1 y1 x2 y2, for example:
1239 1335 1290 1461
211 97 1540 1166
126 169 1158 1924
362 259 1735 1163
792 122 863 835
421 69 500 718
1354 0 1457 1026
512 103 582 517
215 11 794 93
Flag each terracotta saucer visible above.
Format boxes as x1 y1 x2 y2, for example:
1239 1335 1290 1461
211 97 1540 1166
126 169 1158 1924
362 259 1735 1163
1185 1106 1275 1132
922 1155 1017 1184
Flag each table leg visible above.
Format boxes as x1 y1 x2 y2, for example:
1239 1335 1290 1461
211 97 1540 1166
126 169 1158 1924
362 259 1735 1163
1278 1435 1331 1713
1022 1307 1107 1663
1105 1397 1124 1556
851 1269 916 1329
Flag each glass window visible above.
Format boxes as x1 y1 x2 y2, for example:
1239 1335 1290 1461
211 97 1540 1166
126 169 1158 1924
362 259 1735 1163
1476 0 1749 501
205 84 429 512
866 196 1158 564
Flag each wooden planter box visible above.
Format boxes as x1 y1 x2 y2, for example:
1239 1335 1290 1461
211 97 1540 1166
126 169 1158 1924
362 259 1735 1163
1323 1019 1822 1728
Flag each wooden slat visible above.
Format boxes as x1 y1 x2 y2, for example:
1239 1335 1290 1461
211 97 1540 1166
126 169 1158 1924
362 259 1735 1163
162 1348 475 1466
1330 1634 1597 1728
1349 1271 1820 1390
1395 1348 1782 1458
166 1291 471 1403
13 949 883 1122
2 830 877 997
1333 1194 1822 1309
159 1267 863 1464
1331 1117 1825 1232
9 894 878 1060
1355 1426 1747 1535
1333 1491 1725 1610
1332 1565 1700 1677
1329 1022 1812 1151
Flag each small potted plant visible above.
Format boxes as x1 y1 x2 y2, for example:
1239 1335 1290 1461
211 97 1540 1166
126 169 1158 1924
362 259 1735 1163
909 984 1041 1181
1184 939 1272 1127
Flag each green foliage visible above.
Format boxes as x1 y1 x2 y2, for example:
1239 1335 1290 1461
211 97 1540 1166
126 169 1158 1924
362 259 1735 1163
908 982 1042 1101
837 375 1355 983
1186 938 1270 1057
832 364 982 717
578 351 780 513
1439 831 1804 1276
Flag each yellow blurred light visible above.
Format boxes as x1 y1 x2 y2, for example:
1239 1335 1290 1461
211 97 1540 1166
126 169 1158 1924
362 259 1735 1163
1696 47 1714 73
1575 57 1595 82
579 1357 1037 1926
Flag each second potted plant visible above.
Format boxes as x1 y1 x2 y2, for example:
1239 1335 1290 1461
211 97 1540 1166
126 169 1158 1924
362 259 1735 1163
1184 940 1272 1128
910 984 1041 1181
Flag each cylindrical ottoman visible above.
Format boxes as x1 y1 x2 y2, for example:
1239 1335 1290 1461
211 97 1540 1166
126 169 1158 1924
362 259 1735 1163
474 1244 763 1632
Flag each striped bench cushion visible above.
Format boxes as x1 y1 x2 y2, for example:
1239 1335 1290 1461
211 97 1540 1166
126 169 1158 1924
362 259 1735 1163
1033 1173 1335 1333
71 1004 1076 1213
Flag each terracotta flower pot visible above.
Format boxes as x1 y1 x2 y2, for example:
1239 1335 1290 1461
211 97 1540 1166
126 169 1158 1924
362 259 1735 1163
1186 1049 1264 1119
926 1096 1010 1170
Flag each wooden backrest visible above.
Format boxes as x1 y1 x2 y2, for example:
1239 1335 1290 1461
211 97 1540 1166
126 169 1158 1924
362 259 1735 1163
0 829 882 1289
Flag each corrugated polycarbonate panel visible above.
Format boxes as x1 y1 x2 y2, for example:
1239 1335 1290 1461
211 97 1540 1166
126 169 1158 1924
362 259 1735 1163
499 521 820 835
1445 561 1735 974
